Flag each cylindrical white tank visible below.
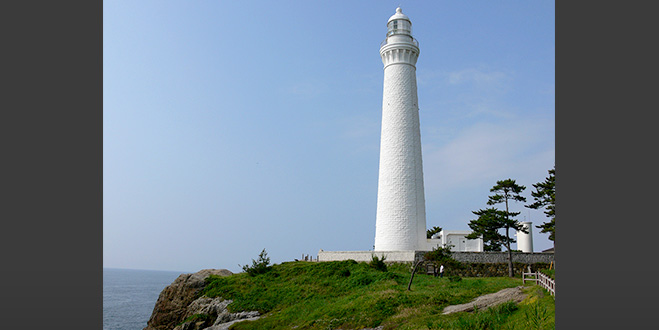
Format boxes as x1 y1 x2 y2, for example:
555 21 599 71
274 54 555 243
516 222 534 253
374 8 426 251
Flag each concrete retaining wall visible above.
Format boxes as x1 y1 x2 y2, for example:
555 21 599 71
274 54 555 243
317 250 554 264
450 252 554 264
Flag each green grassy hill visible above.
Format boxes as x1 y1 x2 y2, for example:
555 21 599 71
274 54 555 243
202 260 555 330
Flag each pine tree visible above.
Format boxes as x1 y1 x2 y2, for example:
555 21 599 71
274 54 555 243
526 167 555 241
486 179 527 277
466 208 507 251
426 226 442 239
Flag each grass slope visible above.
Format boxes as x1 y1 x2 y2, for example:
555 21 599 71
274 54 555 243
203 260 554 330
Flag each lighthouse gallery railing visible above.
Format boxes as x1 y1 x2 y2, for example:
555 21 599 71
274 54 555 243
380 37 419 49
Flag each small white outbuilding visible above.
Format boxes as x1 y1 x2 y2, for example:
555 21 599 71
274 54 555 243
425 230 484 252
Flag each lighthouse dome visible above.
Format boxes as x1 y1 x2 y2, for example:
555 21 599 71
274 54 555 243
387 7 410 23
386 7 412 37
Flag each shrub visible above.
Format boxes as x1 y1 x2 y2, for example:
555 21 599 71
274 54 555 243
424 245 463 271
539 268 555 280
440 301 518 330
241 248 272 277
448 275 462 282
338 268 351 277
524 301 551 329
369 254 388 272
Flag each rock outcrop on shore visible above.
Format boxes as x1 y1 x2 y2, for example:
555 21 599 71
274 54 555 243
143 269 260 330
441 286 527 314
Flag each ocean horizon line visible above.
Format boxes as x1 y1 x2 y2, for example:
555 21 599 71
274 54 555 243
103 267 191 274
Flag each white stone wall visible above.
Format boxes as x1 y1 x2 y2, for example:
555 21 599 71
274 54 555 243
317 249 551 264
450 251 554 264
317 250 418 263
374 16 425 252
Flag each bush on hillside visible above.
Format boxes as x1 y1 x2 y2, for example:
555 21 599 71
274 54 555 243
424 245 463 270
539 268 555 280
369 254 388 272
241 248 272 276
448 275 462 282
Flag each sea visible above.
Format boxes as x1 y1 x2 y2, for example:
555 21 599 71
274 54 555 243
103 268 185 330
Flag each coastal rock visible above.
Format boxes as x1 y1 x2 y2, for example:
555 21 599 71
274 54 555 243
185 297 232 318
170 297 260 330
441 286 527 314
143 269 233 330
213 309 260 325
205 312 261 330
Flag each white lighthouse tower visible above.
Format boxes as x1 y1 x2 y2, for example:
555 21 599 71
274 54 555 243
374 8 427 251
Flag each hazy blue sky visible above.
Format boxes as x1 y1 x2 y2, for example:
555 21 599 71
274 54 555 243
104 0 555 273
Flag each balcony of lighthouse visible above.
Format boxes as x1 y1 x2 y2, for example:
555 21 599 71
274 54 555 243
380 37 419 49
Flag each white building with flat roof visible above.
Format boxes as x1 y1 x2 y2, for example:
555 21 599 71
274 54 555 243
426 230 484 252
318 230 483 262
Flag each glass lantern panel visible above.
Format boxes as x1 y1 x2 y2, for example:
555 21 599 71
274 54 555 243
387 19 412 37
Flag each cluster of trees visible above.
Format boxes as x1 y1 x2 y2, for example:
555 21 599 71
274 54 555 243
464 167 555 277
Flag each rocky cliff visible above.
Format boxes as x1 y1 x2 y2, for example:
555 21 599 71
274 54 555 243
143 269 260 330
